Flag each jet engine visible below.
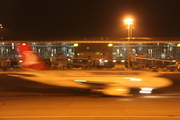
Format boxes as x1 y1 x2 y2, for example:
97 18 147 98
101 84 130 96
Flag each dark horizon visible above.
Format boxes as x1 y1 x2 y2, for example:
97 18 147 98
0 0 180 40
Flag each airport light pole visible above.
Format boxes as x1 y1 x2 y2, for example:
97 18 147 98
0 24 3 40
124 19 133 69
0 24 3 29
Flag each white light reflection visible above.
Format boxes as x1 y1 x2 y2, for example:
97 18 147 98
124 78 142 81
130 78 142 81
7 74 18 76
141 88 153 91
141 96 180 99
140 88 153 94
139 91 151 94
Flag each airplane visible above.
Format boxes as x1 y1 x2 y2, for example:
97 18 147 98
7 43 173 96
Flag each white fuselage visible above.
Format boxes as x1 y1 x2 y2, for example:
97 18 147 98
14 70 173 89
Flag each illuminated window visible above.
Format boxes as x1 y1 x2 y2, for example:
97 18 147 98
164 49 166 54
170 47 173 51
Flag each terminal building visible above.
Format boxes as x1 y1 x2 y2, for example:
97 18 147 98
1 37 180 60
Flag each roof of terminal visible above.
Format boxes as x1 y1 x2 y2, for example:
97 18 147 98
1 37 180 43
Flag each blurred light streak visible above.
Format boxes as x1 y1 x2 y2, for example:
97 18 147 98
74 80 86 83
130 78 142 81
140 88 153 94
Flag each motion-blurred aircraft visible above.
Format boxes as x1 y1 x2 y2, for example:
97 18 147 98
9 43 173 96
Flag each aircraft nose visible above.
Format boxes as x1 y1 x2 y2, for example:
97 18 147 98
160 78 173 88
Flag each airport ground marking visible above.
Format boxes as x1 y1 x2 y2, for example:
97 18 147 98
0 115 180 118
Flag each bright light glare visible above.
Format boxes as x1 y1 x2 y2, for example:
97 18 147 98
124 19 133 24
113 60 116 62
140 88 153 94
141 88 153 91
74 44 78 47
130 78 142 81
22 43 26 46
104 60 108 62
19 60 23 63
121 60 125 62
108 44 113 47
124 77 142 81
177 44 180 47
140 91 151 94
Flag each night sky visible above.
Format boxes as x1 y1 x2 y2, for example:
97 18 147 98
0 0 180 40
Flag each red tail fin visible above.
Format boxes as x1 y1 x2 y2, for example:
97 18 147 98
17 43 50 70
